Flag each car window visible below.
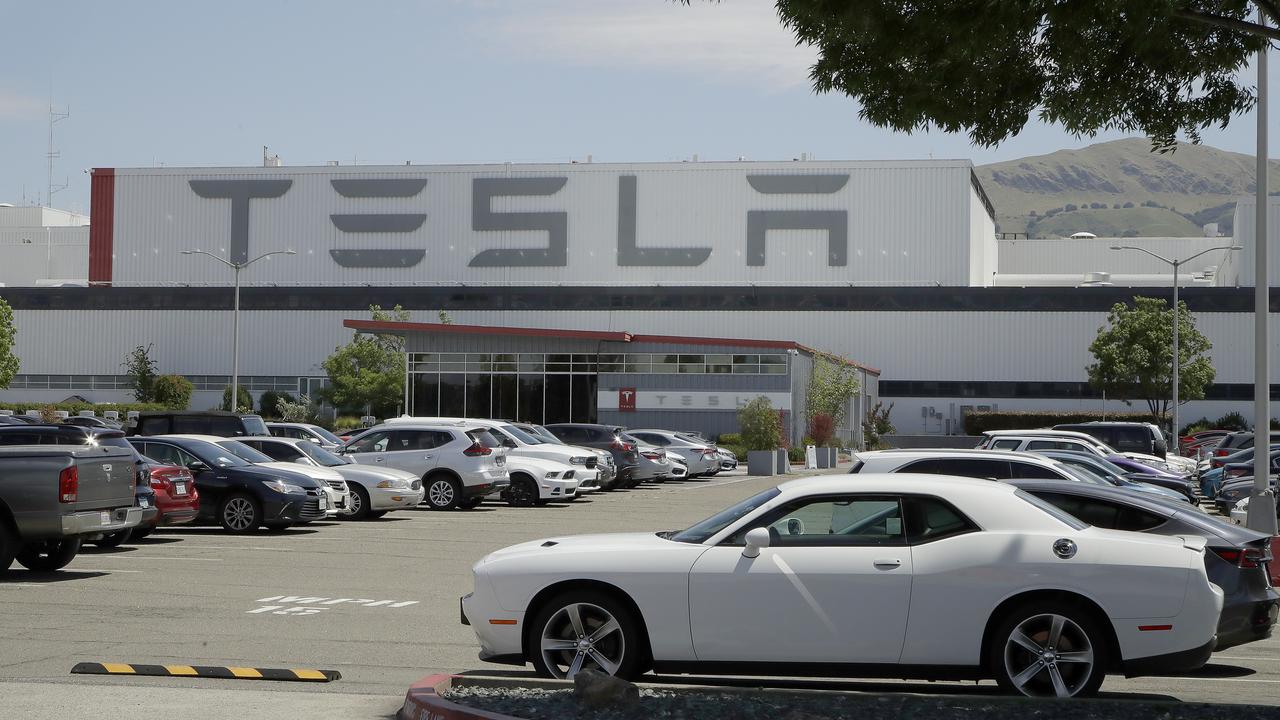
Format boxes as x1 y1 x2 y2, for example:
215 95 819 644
1027 440 1079 451
1110 428 1149 454
671 487 781 543
347 431 391 453
1030 491 1167 532
395 430 449 450
249 442 304 462
217 440 275 463
900 458 1011 480
211 416 247 436
903 496 978 544
990 439 1022 450
240 415 268 436
0 431 45 445
732 496 906 547
500 424 543 445
139 417 170 435
309 426 344 445
142 442 199 468
293 440 347 467
1009 461 1068 480
470 430 501 448
1015 489 1090 530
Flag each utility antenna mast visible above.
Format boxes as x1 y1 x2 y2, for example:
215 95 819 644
46 104 70 207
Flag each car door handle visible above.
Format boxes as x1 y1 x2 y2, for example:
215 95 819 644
873 559 902 568
373 457 385 462
424 455 434 460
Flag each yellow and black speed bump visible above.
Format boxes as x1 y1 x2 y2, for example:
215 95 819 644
71 662 340 683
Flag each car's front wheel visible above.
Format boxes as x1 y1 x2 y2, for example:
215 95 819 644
15 537 81 572
530 591 644 680
219 493 261 533
346 484 372 520
990 602 1109 698
423 475 460 510
506 475 538 507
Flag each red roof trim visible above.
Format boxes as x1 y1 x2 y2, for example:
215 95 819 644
88 168 115 286
344 320 632 343
628 334 799 350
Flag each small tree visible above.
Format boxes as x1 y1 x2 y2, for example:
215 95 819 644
806 355 861 429
151 374 193 409
122 344 158 402
221 385 253 413
1087 296 1215 424
808 413 837 447
39 404 58 424
277 394 313 423
738 396 782 451
320 305 410 418
862 401 897 449
0 297 18 389
1214 411 1250 431
259 390 295 418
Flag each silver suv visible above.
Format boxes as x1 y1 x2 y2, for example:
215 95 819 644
341 422 509 510
851 448 1083 482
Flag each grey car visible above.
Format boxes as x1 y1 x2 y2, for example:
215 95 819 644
1030 449 1193 505
1009 478 1279 651
626 429 720 477
622 434 672 483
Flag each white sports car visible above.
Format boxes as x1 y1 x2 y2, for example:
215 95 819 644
462 474 1222 698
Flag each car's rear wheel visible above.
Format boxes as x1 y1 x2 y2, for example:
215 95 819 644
458 497 483 510
507 475 538 507
346 484 372 520
15 537 81 572
530 591 644 680
990 602 1109 698
0 522 17 575
424 475 460 510
219 493 261 533
93 529 132 548
131 527 153 540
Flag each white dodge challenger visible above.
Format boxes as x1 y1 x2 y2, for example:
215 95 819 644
461 474 1222 697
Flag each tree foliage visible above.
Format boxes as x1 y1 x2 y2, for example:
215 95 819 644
808 412 837 447
805 355 861 428
151 374 193 410
699 1 1275 151
277 394 314 423
1087 296 1216 421
738 396 783 451
122 344 158 402
862 401 896 449
320 305 410 418
259 390 295 418
221 385 253 413
0 297 17 390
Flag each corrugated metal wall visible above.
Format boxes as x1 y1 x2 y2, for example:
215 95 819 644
106 161 979 287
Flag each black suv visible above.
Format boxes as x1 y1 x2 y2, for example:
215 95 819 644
543 424 640 488
127 411 269 438
128 436 327 533
1053 422 1168 458
0 425 157 546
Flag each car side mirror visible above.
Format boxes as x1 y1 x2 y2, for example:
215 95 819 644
187 460 208 473
743 526 771 559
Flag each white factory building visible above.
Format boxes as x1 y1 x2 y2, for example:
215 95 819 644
0 159 1277 437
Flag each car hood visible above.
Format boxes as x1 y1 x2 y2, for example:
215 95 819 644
479 531 682 565
231 464 324 488
331 464 418 484
257 461 344 482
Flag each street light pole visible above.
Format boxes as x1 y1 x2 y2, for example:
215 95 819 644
1110 244 1241 442
1248 14 1275 534
181 248 296 413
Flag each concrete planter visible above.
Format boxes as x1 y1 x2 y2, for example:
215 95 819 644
747 451 778 476
776 449 789 474
816 447 837 469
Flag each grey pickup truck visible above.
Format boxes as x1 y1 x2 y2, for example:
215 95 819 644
0 445 141 573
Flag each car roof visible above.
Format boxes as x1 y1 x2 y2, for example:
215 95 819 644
135 410 261 417
266 422 320 429
856 448 1060 466
164 434 244 443
982 429 1101 442
0 424 121 437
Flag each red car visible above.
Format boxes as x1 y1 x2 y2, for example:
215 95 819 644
131 457 199 539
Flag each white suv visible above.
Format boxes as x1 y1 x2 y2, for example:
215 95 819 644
341 422 509 510
851 448 1086 483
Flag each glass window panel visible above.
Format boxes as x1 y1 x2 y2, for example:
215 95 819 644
708 362 732 374
440 362 466 372
678 354 705 364
760 355 787 365
707 354 732 365
465 375 492 417
468 361 493 372
547 354 572 364
763 363 788 375
731 364 759 374
599 354 624 366
518 375 544 424
571 375 597 423
598 363 624 373
733 355 760 365
493 375 518 421
545 375 571 424
493 354 517 372
411 374 439 416
440 374 465 417
624 355 650 373
546 362 572 373
467 354 492 363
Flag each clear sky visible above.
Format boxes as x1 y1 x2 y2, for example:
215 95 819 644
1 0 1276 214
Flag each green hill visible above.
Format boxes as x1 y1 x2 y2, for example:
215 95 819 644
976 138 1280 238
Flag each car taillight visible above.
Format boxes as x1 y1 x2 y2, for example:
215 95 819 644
148 469 173 492
1215 449 1229 457
58 466 78 503
462 442 491 457
642 450 661 460
1213 546 1272 569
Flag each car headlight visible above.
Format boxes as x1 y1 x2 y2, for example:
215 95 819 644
569 456 589 464
376 478 409 489
545 471 561 479
265 479 306 494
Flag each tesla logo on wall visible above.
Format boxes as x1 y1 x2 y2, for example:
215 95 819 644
619 388 637 412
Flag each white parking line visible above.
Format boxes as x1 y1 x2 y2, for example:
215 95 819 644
67 568 144 574
89 556 224 562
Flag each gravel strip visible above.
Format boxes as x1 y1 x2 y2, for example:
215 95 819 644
446 685 1280 720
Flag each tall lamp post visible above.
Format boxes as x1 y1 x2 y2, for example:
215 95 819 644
1109 244 1241 441
181 248 296 412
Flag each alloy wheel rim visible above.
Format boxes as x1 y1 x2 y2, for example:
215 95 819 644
512 479 536 505
429 480 454 506
224 497 254 531
1003 613 1095 697
540 602 626 680
350 490 362 514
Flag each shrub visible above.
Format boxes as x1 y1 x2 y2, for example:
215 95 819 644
1214 411 1250 431
39 404 59 423
717 433 742 446
1090 202 1105 209
808 413 837 447
788 447 806 463
259 390 296 418
277 394 313 423
334 415 366 431
962 410 1157 435
738 396 782 451
1180 417 1212 435
862 401 896 448
1064 203 1078 212
0 401 165 416
151 374 193 409
1112 203 1121 209
1123 201 1135 208
221 385 254 413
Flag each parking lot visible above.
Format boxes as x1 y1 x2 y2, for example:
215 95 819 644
2 468 1279 720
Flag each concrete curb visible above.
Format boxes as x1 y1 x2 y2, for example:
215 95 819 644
398 674 526 720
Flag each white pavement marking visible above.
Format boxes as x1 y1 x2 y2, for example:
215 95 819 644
248 594 419 615
90 556 224 562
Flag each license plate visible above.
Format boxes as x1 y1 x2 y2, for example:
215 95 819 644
140 498 150 509
174 483 187 496
318 497 329 511
100 510 111 525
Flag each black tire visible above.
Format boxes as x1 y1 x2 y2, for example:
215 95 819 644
264 522 291 532
423 474 461 510
458 497 483 510
15 537 81 572
507 475 539 507
0 521 17 575
218 493 261 533
131 527 153 540
367 510 388 518
93 529 132 548
989 601 1109 698
346 484 373 520
528 590 645 680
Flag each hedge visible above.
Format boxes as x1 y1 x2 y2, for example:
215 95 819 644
0 401 167 416
963 410 1159 435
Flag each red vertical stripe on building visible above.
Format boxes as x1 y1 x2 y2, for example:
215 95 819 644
88 168 115 285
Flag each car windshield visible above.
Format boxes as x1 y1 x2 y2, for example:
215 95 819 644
307 426 344 445
241 415 269 436
525 425 566 444
293 440 349 467
669 487 782 544
500 424 544 445
216 440 276 464
1056 462 1114 486
185 439 252 468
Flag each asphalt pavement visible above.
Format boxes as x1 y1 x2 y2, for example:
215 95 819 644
1 468 1277 719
